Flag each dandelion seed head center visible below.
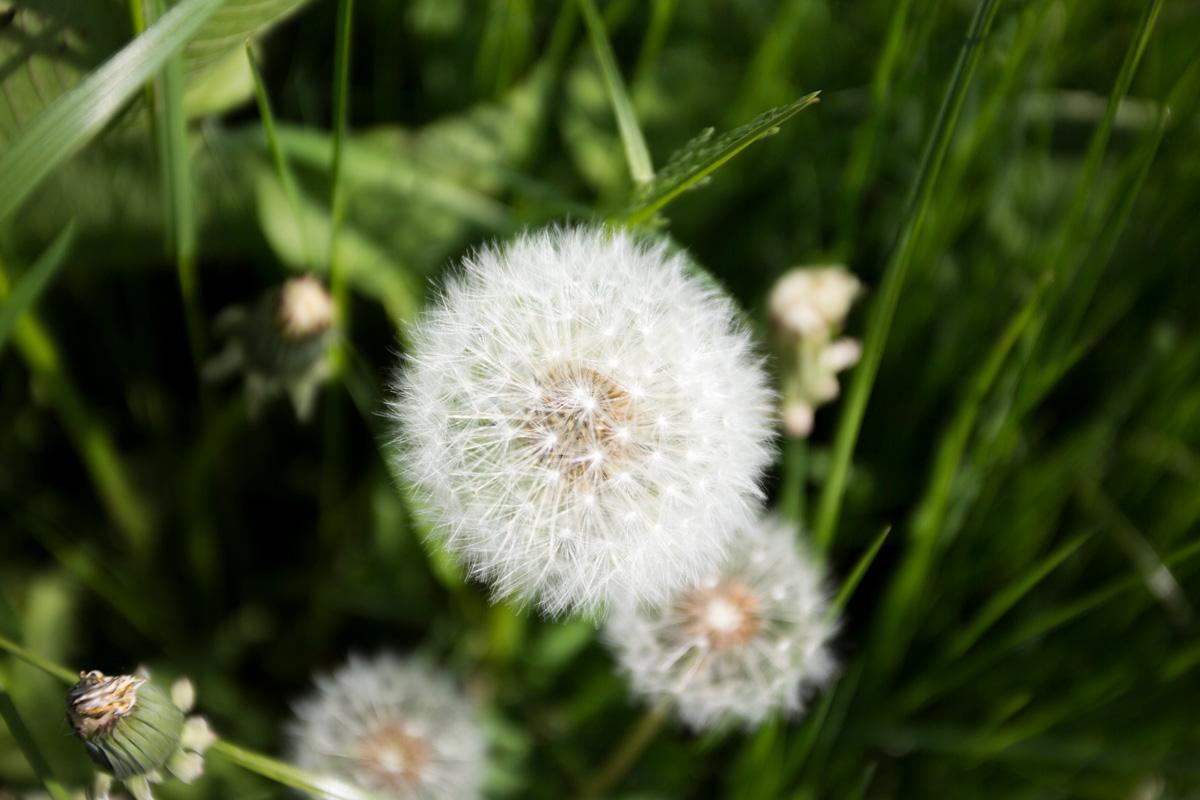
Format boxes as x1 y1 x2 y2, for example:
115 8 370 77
356 721 431 792
68 671 145 738
683 580 763 650
522 364 641 485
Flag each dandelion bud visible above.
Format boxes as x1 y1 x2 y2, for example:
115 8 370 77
605 514 837 730
67 670 215 799
288 654 486 799
781 401 815 438
769 266 861 338
204 275 335 421
390 226 774 616
67 671 184 780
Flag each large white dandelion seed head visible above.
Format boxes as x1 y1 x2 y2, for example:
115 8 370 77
605 515 837 730
287 654 486 800
389 226 774 616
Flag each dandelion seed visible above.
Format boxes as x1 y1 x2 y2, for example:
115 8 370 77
287 654 485 800
389 226 774 615
605 514 837 730
66 670 214 799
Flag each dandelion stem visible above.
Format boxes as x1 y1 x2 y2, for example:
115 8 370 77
779 436 808 528
580 701 670 798
0 634 77 685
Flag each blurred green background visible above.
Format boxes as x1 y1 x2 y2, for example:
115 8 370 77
1 0 1199 797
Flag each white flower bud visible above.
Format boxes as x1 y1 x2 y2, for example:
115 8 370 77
769 266 861 338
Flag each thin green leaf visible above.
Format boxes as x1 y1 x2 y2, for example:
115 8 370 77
0 679 73 800
153 0 204 367
0 222 76 355
577 0 654 185
830 525 892 616
624 92 820 226
813 0 1003 551
945 532 1093 659
0 634 76 684
210 739 384 800
0 0 227 225
247 44 315 271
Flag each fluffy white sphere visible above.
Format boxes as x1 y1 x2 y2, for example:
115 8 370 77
605 515 837 730
389 226 774 616
287 654 485 800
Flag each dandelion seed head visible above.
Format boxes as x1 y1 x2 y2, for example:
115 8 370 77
389 226 774 615
605 514 838 730
288 654 485 800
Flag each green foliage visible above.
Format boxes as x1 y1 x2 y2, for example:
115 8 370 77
2 0 1199 797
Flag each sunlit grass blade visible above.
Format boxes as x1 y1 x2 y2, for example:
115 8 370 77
829 525 891 616
247 43 315 271
577 0 654 185
0 678 73 800
0 222 76 355
945 532 1093 659
813 0 1003 552
153 0 204 369
623 93 820 226
0 634 76 684
328 0 355 354
0 0 228 224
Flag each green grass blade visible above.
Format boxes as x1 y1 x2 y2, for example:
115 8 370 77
0 634 76 684
0 222 76 356
210 740 383 800
577 0 654 185
869 275 1046 670
623 93 820 226
0 678 73 800
945 532 1093 659
0 0 228 225
0 259 155 553
154 0 204 368
830 525 892 616
329 0 355 345
813 0 1003 552
247 44 315 271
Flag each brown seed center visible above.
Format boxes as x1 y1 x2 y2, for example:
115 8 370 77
682 580 763 650
523 364 637 485
357 722 432 792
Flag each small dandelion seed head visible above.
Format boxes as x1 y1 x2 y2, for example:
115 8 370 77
605 514 838 730
287 653 486 800
389 226 775 616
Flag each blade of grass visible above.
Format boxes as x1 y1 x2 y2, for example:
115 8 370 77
0 259 155 554
577 0 654 185
328 0 354 362
944 532 1093 659
837 0 914 251
0 678 73 800
0 222 76 355
779 437 808 525
0 634 77 684
153 0 204 370
0 0 228 224
829 525 892 616
623 93 820 225
247 43 315 271
813 0 1004 552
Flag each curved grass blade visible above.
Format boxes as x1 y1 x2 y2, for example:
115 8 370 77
0 0 228 225
945 532 1094 660
624 92 820 226
0 222 76 356
577 0 654 185
813 0 1004 552
0 678 72 800
829 525 892 617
